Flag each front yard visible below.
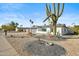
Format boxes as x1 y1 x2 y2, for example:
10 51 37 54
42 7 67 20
5 33 79 56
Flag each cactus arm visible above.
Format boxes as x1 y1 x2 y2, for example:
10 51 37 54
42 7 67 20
46 4 50 21
57 3 60 18
43 15 51 22
49 5 52 14
45 4 52 24
52 3 56 15
49 5 51 12
58 3 64 17
46 3 50 16
48 4 52 23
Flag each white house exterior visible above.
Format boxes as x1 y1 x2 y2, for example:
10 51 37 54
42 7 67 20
16 24 74 36
16 27 37 34
35 24 74 36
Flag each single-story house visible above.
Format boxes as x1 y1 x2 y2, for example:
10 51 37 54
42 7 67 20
35 24 74 36
16 27 37 34
16 24 74 36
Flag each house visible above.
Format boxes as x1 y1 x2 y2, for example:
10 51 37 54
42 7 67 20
16 27 37 34
16 24 74 36
34 24 74 36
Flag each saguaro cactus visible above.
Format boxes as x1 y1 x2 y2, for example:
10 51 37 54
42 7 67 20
43 3 64 35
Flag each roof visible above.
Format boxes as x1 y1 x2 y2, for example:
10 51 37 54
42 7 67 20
17 27 37 29
17 24 66 29
33 24 66 28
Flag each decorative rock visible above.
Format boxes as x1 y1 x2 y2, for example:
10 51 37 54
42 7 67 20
23 40 66 56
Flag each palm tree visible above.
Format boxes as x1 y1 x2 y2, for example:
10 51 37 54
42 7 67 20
43 3 64 35
29 19 34 35
15 23 19 27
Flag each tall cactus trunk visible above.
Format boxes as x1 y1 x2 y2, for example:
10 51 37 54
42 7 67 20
53 21 57 35
44 3 64 36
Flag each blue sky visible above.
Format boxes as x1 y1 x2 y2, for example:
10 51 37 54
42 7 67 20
0 3 79 27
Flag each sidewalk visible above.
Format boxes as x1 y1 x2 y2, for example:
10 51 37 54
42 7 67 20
0 35 19 56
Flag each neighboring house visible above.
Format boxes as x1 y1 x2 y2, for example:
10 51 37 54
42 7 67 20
16 27 37 34
16 24 74 36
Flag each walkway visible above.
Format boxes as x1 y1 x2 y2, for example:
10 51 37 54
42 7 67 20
0 35 19 56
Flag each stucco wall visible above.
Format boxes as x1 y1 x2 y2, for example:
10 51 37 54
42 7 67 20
57 27 62 36
36 27 63 35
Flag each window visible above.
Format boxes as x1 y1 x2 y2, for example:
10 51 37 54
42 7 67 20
42 28 46 31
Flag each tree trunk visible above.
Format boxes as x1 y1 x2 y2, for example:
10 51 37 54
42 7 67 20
4 30 7 36
53 21 57 36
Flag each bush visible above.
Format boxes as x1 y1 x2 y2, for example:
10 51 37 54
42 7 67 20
69 25 79 35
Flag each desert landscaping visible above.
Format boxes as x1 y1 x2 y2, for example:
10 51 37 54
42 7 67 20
0 3 79 56
0 32 78 56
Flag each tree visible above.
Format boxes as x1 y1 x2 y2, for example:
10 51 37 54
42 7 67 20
15 23 19 27
1 25 8 36
1 21 19 31
1 21 19 36
29 19 34 35
70 25 79 35
43 3 64 35
10 21 19 27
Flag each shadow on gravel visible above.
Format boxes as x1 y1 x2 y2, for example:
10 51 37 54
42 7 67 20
62 35 79 39
23 40 66 56
32 34 68 41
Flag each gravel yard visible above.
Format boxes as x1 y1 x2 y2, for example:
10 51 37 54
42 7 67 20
24 40 66 56
5 32 79 56
53 39 79 56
